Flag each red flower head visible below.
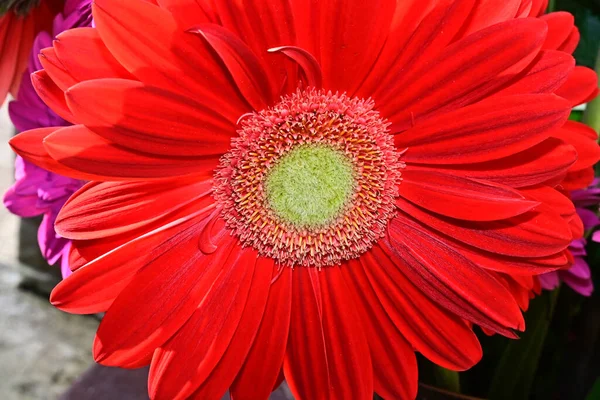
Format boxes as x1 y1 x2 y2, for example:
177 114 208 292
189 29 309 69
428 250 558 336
0 0 64 105
9 0 600 398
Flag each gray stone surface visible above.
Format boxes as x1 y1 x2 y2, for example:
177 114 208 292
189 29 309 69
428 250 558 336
0 262 98 400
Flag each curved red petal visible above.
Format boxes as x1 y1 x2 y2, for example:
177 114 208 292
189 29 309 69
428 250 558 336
284 267 373 400
65 78 235 156
56 178 213 240
149 250 271 400
363 245 483 370
189 24 274 110
230 268 292 400
396 196 572 257
400 170 539 221
396 94 570 164
92 0 250 121
43 125 219 180
94 222 235 367
343 259 418 399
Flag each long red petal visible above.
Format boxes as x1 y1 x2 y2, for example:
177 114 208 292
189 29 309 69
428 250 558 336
92 0 250 121
65 78 235 156
43 125 219 180
9 127 106 181
189 24 274 110
189 261 282 400
56 178 213 240
284 267 373 400
53 27 134 81
363 245 483 370
396 197 572 257
93 222 235 367
396 94 569 164
230 268 292 400
386 217 525 335
556 66 599 106
343 259 418 399
149 250 271 400
400 170 539 221
381 18 547 127
290 0 396 94
493 50 574 97
415 138 576 188
50 208 214 314
553 121 600 172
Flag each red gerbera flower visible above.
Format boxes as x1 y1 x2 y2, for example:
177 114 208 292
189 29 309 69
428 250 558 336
0 0 63 105
10 0 598 398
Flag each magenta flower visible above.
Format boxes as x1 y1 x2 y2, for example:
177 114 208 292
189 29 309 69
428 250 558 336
539 179 600 296
3 0 91 277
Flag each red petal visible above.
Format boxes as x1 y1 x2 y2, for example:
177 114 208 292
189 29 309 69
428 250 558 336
284 267 373 400
395 94 570 164
562 168 595 192
53 27 134 81
230 268 293 400
558 28 579 54
93 222 235 367
149 250 271 400
540 12 574 50
291 0 396 93
386 217 525 335
528 0 548 17
268 46 322 89
493 50 574 97
381 18 547 128
43 125 219 180
156 0 216 28
0 14 26 104
520 186 575 218
31 70 76 123
396 196 572 257
56 178 213 240
363 245 483 370
556 66 599 106
459 0 522 36
50 209 213 314
399 170 539 221
356 0 441 97
417 138 577 188
9 127 105 181
190 262 284 400
65 78 235 156
366 0 475 100
209 0 297 89
38 47 78 91
92 0 250 121
553 121 600 172
343 259 418 399
189 24 274 110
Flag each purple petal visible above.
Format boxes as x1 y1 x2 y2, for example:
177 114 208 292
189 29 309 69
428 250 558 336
539 272 560 291
576 208 600 230
38 213 69 265
560 272 594 297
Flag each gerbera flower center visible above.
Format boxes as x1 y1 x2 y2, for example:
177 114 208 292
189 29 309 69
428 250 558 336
265 144 355 228
214 89 402 267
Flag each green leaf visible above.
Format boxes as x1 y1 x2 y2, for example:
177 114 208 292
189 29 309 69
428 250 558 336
488 290 560 400
433 366 461 393
586 378 600 400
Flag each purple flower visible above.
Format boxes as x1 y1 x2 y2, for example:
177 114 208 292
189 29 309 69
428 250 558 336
3 0 91 277
539 179 600 296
